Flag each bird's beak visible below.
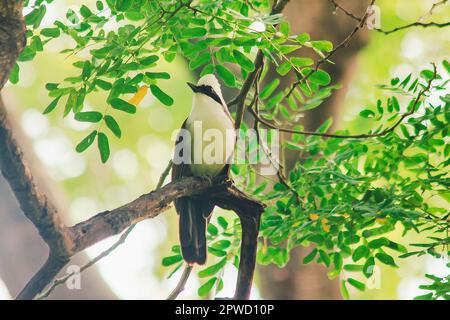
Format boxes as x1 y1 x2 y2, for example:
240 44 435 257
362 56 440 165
187 82 199 93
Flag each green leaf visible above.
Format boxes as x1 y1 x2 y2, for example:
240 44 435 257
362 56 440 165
25 5 47 28
217 216 228 230
375 252 397 267
347 278 366 291
18 47 36 62
303 248 318 264
309 69 331 86
420 69 435 80
340 280 349 299
104 115 121 138
198 277 217 296
97 132 110 163
211 240 231 250
216 65 236 87
390 77 400 86
260 79 280 100
207 223 219 236
96 1 104 11
443 60 450 74
80 4 92 17
333 252 343 271
139 55 159 66
145 72 170 80
111 98 137 114
9 63 19 84
276 61 292 76
76 130 97 153
386 240 407 253
208 247 227 257
150 84 173 106
198 258 227 278
181 27 207 38
319 250 330 267
279 21 290 37
296 33 310 44
363 257 375 278
189 52 211 70
233 50 255 72
360 109 375 118
391 96 400 112
290 57 314 68
74 111 103 123
95 79 113 90
64 90 77 117
344 264 364 272
368 237 390 249
200 64 215 76
43 96 61 115
414 293 433 300
162 255 182 267
311 40 333 52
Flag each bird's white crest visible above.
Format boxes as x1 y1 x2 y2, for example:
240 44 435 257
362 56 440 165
197 74 224 101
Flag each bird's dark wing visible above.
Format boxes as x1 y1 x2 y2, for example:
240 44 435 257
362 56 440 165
171 119 215 265
171 119 192 182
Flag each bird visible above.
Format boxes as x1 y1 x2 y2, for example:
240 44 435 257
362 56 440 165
171 74 236 265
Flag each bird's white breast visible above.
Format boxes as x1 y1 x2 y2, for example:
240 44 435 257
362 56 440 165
186 95 235 176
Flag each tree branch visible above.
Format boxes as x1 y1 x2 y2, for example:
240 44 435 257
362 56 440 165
35 160 175 299
327 0 363 22
375 21 450 35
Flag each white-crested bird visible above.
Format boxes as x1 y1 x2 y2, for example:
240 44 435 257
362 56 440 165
172 74 236 265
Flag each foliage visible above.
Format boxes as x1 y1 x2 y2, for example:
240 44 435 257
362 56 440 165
17 0 449 299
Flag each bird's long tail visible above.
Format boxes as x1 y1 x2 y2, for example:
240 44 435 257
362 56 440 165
176 197 213 265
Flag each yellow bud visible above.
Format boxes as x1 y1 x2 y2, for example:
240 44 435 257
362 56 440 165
321 218 330 232
128 85 148 106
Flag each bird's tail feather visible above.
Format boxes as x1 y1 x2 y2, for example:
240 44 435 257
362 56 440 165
176 197 213 265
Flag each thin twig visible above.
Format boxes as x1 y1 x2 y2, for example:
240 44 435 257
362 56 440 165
419 0 448 21
36 225 135 300
166 265 193 300
286 0 375 98
251 63 437 139
327 0 362 21
375 21 450 35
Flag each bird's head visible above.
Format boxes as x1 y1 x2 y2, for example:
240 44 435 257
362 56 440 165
187 74 224 105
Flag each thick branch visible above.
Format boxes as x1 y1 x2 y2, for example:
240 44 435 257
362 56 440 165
0 99 71 255
212 185 264 299
68 176 226 254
